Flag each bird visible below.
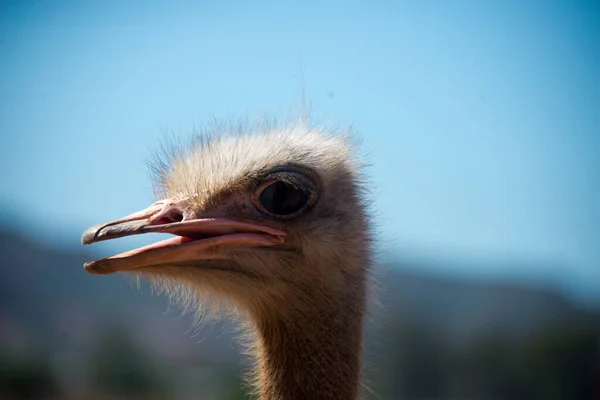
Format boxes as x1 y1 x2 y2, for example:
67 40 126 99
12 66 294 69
81 121 373 400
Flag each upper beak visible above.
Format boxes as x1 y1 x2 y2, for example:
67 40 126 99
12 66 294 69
81 199 286 275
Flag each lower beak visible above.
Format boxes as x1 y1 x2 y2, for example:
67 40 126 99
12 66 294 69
81 199 286 275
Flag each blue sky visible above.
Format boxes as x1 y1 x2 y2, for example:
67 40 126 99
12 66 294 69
1 0 599 303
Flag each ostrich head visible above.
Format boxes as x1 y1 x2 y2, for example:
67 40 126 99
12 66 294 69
82 122 372 400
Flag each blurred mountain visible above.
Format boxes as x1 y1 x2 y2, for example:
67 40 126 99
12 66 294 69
0 228 240 364
1 228 593 346
1 227 599 399
380 260 594 345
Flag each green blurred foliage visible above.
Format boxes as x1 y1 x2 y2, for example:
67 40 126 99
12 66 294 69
87 328 171 399
0 350 58 400
1 318 598 399
517 322 599 400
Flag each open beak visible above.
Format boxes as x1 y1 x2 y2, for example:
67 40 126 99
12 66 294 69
81 199 286 275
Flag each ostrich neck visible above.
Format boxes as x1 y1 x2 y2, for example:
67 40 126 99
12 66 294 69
252 272 366 400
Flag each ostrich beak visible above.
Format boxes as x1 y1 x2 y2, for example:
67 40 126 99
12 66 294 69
81 199 286 275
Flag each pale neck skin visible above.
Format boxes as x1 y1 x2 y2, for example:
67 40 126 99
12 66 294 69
249 271 367 400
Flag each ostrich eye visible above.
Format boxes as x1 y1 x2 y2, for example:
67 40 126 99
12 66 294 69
252 169 320 218
257 181 310 217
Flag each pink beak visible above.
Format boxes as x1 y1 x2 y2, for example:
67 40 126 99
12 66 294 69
81 199 286 275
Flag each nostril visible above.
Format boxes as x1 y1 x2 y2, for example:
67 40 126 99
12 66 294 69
167 210 184 223
153 209 184 225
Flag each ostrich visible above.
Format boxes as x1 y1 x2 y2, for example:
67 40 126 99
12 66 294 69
82 122 373 400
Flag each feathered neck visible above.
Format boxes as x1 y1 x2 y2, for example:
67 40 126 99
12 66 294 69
248 268 367 400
